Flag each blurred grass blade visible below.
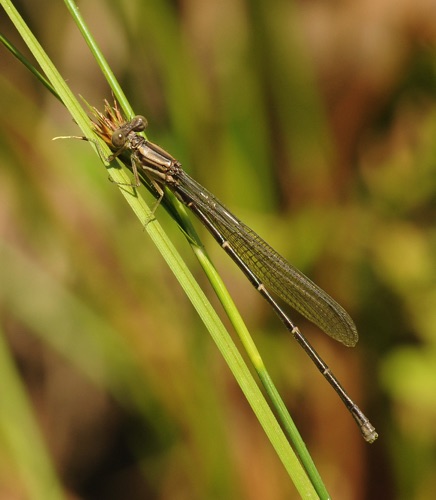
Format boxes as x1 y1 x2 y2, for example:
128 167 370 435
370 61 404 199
0 324 65 500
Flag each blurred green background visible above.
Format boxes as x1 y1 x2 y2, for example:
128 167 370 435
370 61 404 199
1 0 436 498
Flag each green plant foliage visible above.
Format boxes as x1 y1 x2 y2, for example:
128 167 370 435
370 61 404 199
1 0 436 498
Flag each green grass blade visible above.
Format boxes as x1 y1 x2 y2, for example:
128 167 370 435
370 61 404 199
62 0 132 118
0 32 60 101
0 324 66 500
1 0 326 496
63 1 327 495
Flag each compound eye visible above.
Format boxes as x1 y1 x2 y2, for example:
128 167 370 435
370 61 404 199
111 129 127 149
132 115 148 132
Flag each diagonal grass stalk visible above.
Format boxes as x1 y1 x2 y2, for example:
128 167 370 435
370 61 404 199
1 0 330 497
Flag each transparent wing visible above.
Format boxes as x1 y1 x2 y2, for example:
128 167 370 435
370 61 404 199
175 171 358 347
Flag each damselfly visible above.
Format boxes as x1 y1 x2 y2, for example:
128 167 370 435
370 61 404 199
94 107 377 443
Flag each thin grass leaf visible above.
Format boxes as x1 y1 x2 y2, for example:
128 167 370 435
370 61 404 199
0 323 66 500
1 0 327 496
